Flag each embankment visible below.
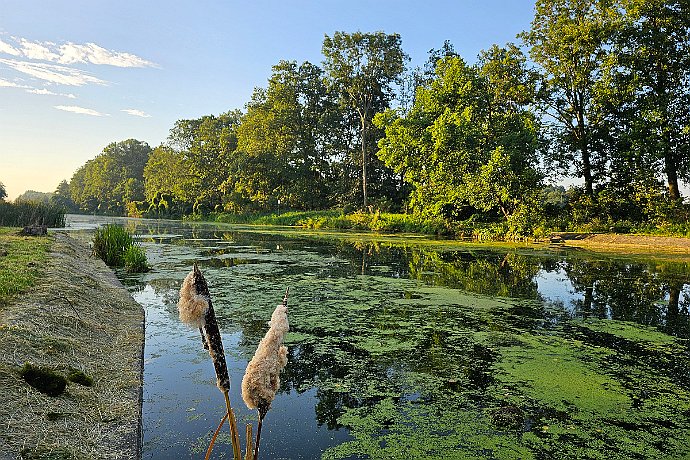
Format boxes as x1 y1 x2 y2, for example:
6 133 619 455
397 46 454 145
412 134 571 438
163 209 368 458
0 232 144 459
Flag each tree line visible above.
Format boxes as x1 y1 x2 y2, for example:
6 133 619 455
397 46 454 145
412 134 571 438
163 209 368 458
50 0 690 236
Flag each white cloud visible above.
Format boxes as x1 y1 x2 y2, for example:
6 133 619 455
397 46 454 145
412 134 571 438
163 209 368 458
59 42 156 68
26 88 77 98
0 39 21 56
0 58 107 86
121 108 151 118
19 39 60 61
0 36 156 68
54 105 108 116
0 78 29 88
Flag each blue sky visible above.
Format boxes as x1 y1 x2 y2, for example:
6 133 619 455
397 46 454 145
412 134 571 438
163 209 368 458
0 0 536 200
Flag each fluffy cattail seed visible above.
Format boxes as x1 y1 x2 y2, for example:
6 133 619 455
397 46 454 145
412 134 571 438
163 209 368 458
241 290 289 415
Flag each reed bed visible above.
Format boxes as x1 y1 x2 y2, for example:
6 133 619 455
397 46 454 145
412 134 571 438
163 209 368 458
178 264 289 460
0 201 66 227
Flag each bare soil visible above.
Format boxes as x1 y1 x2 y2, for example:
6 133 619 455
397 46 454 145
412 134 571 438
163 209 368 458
552 232 690 256
0 233 144 459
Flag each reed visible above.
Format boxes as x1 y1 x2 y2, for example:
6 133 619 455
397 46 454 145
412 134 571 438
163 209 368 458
178 264 290 460
0 201 66 228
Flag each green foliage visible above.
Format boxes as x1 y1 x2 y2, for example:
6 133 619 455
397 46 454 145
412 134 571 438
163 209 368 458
69 139 151 215
19 363 67 397
376 46 543 237
0 201 66 227
0 182 6 201
14 190 53 204
92 224 148 272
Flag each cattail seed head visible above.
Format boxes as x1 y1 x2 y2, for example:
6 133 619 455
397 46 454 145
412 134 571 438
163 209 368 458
242 297 289 412
178 269 209 328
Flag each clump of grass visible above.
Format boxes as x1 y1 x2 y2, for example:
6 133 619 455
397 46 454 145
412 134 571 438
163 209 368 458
123 245 149 273
92 224 148 272
19 362 67 397
66 369 94 387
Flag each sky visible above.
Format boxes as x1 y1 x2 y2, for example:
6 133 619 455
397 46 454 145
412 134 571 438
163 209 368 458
0 0 536 201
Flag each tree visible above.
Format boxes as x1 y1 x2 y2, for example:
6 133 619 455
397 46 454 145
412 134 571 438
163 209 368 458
167 111 242 212
0 182 7 201
375 46 542 233
51 180 77 212
521 0 616 197
607 0 690 200
322 31 408 208
234 61 338 211
143 146 197 216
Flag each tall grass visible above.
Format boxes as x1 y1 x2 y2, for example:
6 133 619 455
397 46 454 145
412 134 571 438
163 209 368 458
92 224 148 272
0 201 66 227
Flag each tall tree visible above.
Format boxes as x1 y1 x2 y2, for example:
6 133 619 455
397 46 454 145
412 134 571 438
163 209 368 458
50 180 77 212
609 0 690 200
234 61 337 211
0 181 6 201
167 111 242 212
322 31 407 207
376 47 542 233
521 0 615 196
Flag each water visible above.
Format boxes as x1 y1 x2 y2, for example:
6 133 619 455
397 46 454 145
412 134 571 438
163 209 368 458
65 215 690 459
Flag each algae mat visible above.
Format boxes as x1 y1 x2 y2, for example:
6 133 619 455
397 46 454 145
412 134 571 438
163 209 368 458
0 232 144 459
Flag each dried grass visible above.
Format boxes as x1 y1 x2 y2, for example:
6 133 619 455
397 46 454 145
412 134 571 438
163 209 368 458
0 232 144 459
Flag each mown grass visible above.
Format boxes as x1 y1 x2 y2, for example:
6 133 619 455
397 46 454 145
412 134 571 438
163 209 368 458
0 201 66 227
0 227 50 306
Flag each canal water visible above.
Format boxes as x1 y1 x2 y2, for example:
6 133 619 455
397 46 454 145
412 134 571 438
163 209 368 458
66 215 690 459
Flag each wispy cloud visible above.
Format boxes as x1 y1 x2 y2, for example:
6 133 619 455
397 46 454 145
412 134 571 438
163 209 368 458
0 77 29 88
54 105 108 116
0 36 156 68
26 88 76 98
0 39 21 56
0 58 106 86
121 108 151 118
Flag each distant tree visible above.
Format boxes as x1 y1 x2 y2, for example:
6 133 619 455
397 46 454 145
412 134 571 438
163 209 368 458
322 31 408 208
69 139 151 214
143 146 197 215
0 182 6 201
15 190 52 204
50 180 78 212
521 0 615 197
167 111 242 213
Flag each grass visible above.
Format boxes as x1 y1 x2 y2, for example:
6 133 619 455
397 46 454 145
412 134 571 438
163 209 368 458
0 227 50 306
0 201 66 227
93 224 149 272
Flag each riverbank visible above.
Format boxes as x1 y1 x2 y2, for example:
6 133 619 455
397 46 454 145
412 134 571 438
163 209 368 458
553 232 690 256
0 232 144 459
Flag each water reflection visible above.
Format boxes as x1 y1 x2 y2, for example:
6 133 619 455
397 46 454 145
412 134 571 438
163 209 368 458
64 215 690 459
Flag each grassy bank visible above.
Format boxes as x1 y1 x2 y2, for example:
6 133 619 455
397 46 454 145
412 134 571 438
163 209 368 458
0 227 50 306
203 210 451 235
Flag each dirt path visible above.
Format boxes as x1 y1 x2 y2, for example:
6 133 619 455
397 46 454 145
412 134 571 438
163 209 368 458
0 233 144 459
552 232 690 256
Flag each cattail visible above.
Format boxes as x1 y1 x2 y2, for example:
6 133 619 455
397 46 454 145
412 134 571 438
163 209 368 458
241 294 289 413
178 264 241 460
242 289 289 460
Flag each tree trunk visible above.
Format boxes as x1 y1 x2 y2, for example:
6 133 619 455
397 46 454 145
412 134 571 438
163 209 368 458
664 152 681 201
361 117 368 208
577 108 594 197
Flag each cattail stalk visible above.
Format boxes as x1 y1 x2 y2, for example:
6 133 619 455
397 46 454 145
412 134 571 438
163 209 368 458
179 264 241 460
242 288 290 460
